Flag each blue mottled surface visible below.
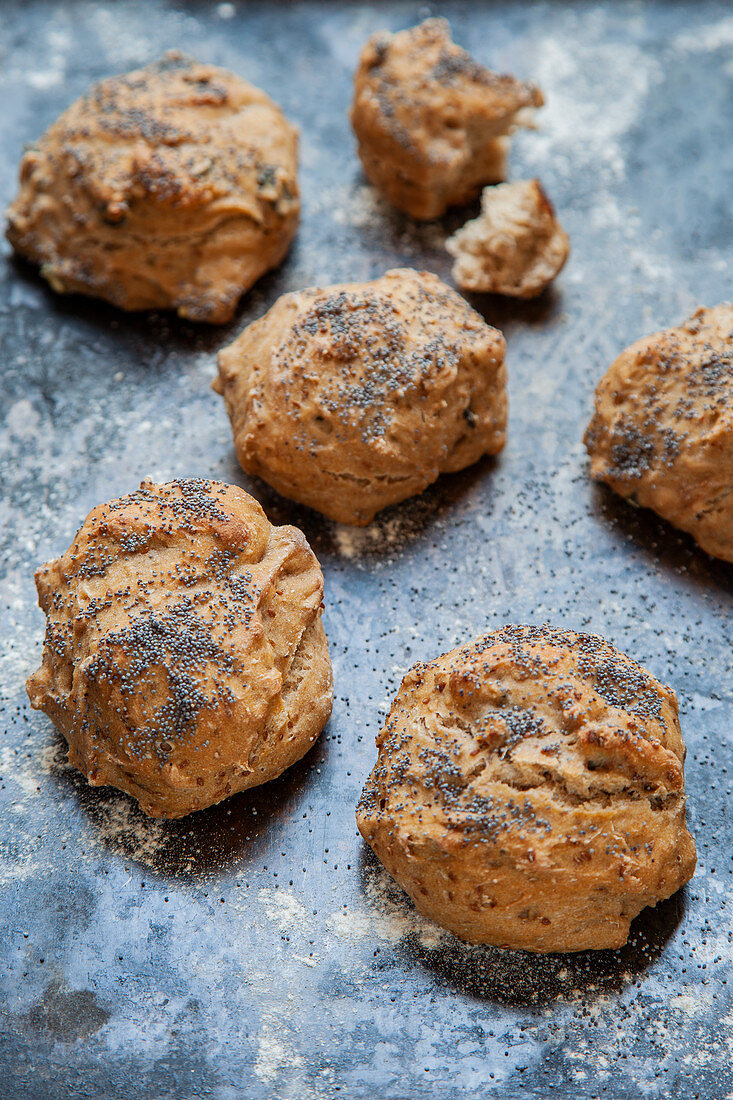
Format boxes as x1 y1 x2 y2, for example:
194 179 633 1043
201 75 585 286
0 1 732 1097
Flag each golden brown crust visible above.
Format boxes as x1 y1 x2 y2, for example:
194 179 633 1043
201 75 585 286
357 625 696 952
6 53 299 323
446 179 570 297
585 304 733 562
350 18 543 220
26 479 332 818
214 267 507 525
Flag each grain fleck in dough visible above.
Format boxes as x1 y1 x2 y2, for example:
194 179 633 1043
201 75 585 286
26 479 332 819
6 53 300 323
350 18 543 220
357 625 696 953
213 268 507 526
585 304 733 562
446 179 570 297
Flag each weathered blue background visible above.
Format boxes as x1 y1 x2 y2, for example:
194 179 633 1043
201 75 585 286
1 1 732 1097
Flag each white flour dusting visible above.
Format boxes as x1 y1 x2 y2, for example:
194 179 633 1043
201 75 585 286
0 854 42 885
520 17 659 182
258 888 308 933
332 507 431 561
254 1022 303 1083
0 745 42 801
327 864 446 949
675 16 733 52
88 795 170 869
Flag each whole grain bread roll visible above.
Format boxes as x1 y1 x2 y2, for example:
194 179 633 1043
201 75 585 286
357 625 696 952
214 268 507 525
26 479 332 818
585 303 733 562
350 18 543 220
6 53 299 323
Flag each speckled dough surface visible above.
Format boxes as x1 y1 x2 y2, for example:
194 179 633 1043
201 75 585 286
26 479 332 818
6 53 300 323
585 304 733 562
350 18 543 219
214 268 507 525
357 625 696 952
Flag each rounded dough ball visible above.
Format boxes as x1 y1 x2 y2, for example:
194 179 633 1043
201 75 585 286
26 478 332 819
6 53 300 323
213 267 507 526
585 304 733 562
446 179 570 298
357 625 696 953
350 18 543 220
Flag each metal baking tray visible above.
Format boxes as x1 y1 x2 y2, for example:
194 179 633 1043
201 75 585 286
1 1 731 1097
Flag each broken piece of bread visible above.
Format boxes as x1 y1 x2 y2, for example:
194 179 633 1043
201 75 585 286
447 179 570 297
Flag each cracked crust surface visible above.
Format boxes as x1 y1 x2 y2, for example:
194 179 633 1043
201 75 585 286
214 267 507 525
585 304 733 562
26 479 332 819
350 18 543 220
6 52 299 323
357 625 696 952
446 179 569 297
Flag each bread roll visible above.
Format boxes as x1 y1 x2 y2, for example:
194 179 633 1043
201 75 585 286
6 53 299 323
585 304 733 561
214 268 507 525
26 478 332 818
357 624 696 952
